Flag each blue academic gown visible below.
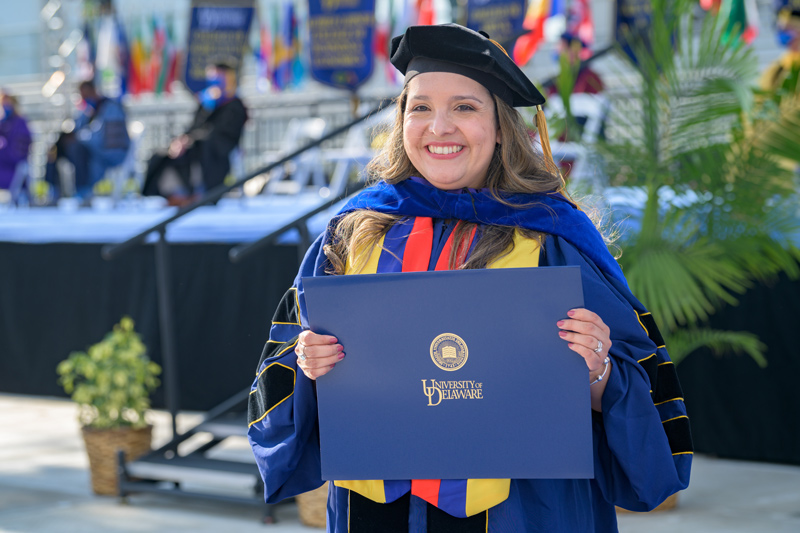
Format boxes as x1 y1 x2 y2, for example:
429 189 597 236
71 98 130 195
247 179 692 532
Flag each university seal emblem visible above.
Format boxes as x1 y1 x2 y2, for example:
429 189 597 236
429 333 468 371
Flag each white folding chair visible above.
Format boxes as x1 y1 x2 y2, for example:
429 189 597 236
324 104 395 198
545 94 610 191
106 121 145 201
264 117 328 195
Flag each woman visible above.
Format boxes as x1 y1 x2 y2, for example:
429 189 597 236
248 24 691 532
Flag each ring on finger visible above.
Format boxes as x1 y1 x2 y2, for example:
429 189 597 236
298 343 307 362
593 340 603 354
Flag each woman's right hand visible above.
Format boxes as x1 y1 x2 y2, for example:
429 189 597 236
295 330 345 380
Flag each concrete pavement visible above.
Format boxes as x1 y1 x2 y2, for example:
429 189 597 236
1 393 799 532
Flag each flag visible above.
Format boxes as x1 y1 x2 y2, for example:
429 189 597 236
255 19 273 91
699 0 722 11
273 1 294 90
114 18 130 95
723 0 759 45
290 3 305 86
417 0 435 26
76 21 95 81
163 18 179 94
151 16 166 94
514 0 565 66
94 17 115 90
566 0 594 59
128 23 145 96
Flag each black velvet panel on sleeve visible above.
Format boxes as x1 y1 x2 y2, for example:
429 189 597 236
272 287 301 326
637 312 666 347
247 362 296 426
662 415 694 456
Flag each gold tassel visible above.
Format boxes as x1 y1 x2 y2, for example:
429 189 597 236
535 105 562 180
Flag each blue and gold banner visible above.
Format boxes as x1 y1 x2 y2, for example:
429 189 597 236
465 0 526 46
183 0 255 94
615 0 651 41
308 0 376 91
615 0 652 63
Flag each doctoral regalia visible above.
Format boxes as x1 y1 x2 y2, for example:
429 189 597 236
247 178 692 532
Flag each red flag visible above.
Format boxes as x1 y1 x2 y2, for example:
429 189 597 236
417 0 435 26
700 0 722 11
567 0 594 60
513 0 551 66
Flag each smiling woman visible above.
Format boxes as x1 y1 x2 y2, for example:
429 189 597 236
247 23 692 533
403 72 500 190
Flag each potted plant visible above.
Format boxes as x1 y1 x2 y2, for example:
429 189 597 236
57 316 161 495
592 0 800 366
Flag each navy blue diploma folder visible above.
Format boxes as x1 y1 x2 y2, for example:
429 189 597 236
302 266 592 481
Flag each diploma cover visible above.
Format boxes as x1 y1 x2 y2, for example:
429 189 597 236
303 267 592 480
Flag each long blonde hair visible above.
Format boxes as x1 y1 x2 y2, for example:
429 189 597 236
324 86 565 275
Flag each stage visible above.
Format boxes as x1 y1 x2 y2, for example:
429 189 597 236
1 196 799 466
0 194 341 412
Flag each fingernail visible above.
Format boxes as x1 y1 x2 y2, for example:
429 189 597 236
335 345 343 351
338 352 345 360
329 338 339 344
567 310 576 317
557 320 565 327
330 364 336 369
559 331 567 338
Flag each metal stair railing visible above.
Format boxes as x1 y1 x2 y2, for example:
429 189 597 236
100 97 393 440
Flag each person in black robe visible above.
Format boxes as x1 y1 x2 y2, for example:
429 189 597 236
142 62 247 203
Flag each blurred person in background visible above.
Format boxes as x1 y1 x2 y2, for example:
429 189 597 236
548 32 604 97
44 80 130 201
141 62 248 205
0 90 33 193
761 3 800 92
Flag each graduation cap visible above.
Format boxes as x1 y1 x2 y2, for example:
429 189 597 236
390 23 545 108
390 24 558 175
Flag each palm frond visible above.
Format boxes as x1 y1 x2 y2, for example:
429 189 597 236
622 242 746 331
580 0 797 367
752 96 800 164
619 204 800 333
667 327 767 367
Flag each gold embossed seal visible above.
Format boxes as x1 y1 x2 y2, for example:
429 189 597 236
430 333 468 371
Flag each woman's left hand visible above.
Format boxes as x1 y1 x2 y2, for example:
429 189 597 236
557 308 612 384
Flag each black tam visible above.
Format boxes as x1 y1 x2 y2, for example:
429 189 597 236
390 23 546 108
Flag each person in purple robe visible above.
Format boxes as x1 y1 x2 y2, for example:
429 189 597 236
0 90 33 192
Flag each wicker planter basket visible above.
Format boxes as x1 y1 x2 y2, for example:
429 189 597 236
81 425 153 495
295 482 329 529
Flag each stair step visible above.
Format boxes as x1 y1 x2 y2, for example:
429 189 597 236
128 455 259 491
195 411 247 438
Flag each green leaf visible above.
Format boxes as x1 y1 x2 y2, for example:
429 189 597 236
667 327 768 368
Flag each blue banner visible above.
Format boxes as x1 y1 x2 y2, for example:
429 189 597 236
307 0 375 91
615 0 652 63
184 1 255 94
465 0 526 46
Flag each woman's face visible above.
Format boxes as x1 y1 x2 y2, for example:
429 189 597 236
403 71 500 190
